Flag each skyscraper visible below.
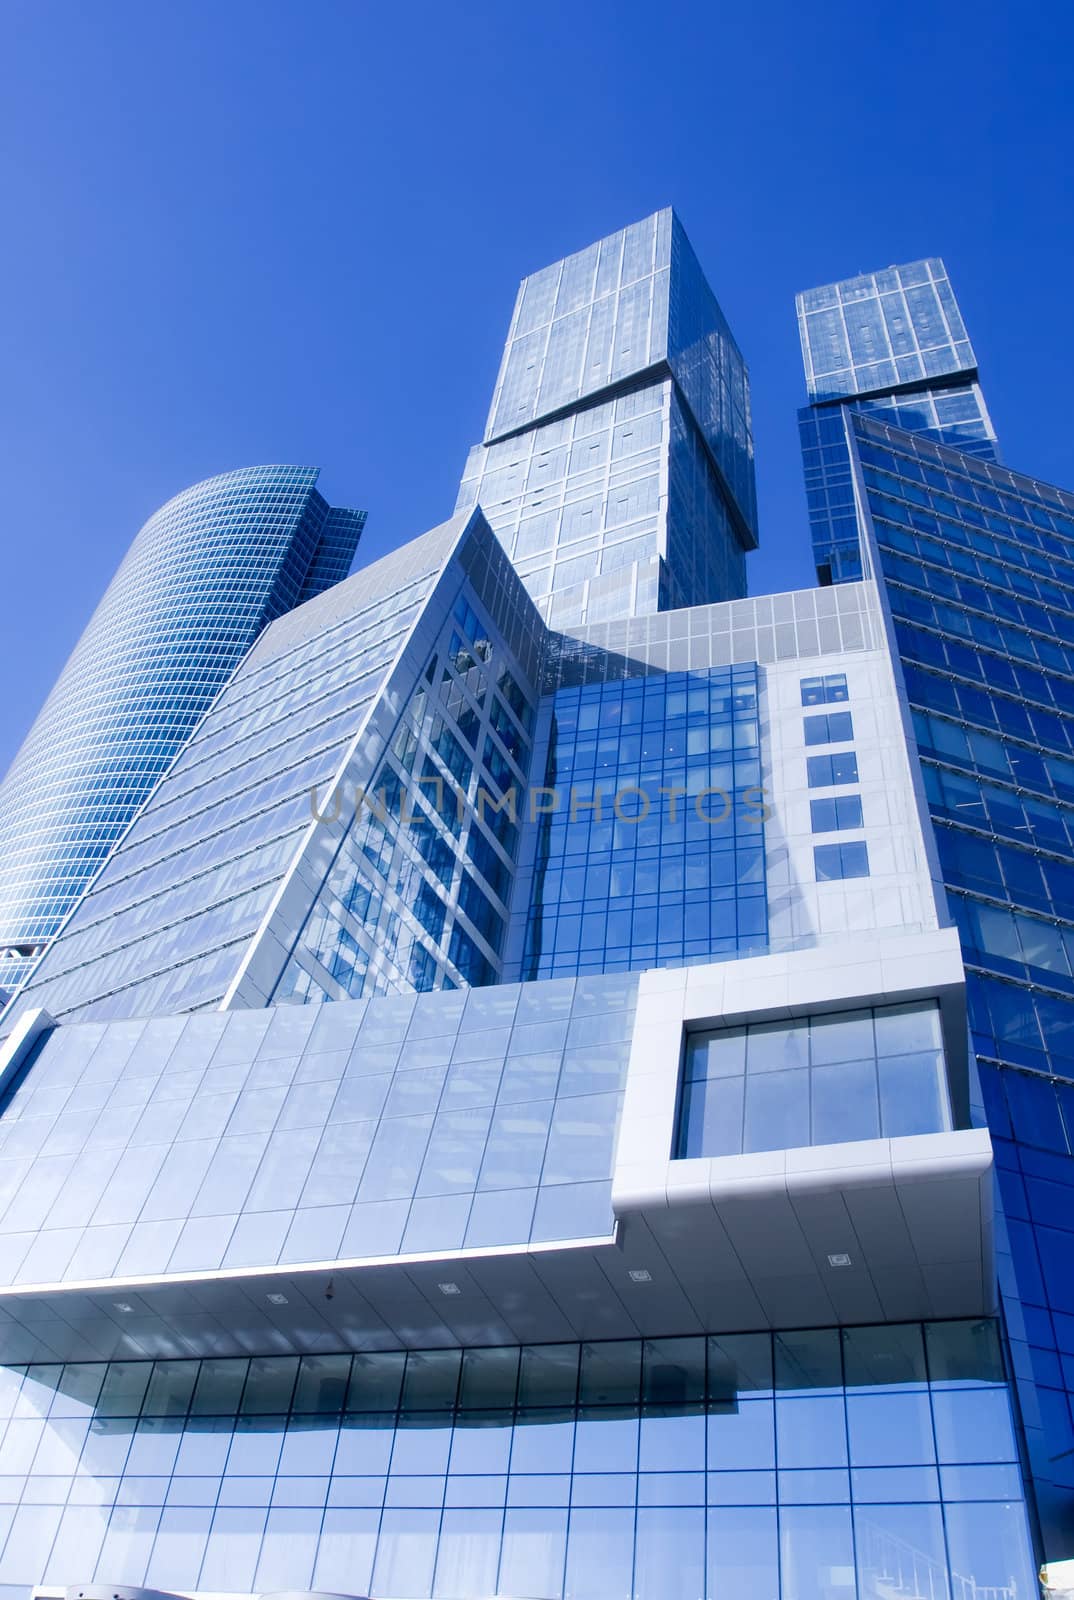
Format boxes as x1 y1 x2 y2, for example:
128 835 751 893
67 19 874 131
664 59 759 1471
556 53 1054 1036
797 259 998 584
0 217 1047 1596
797 262 1074 1559
0 466 366 1003
456 209 757 628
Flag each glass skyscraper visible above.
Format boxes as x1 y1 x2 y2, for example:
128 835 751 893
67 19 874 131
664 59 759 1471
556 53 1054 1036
796 263 1074 1561
456 209 757 629
0 216 1054 1597
797 259 998 584
0 466 365 1004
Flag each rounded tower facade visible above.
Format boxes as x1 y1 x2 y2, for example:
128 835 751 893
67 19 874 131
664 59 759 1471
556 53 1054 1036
0 465 364 1000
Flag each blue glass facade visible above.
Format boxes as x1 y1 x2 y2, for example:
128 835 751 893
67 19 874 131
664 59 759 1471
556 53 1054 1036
3 516 457 1026
679 1001 951 1159
456 209 756 628
840 409 1074 1553
797 246 1074 1556
0 220 1052 1594
797 260 981 405
797 260 998 584
0 976 636 1284
519 667 767 980
273 575 541 1004
0 467 365 1004
0 1322 1039 1600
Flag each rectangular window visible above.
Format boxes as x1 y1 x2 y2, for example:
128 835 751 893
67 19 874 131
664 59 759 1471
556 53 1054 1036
815 841 870 880
677 1001 948 1159
801 673 849 706
810 795 864 833
804 711 854 746
807 752 859 787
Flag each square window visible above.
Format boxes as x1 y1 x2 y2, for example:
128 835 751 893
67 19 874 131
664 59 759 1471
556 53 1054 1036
807 752 859 788
814 842 870 881
803 711 854 746
800 673 849 707
810 796 864 833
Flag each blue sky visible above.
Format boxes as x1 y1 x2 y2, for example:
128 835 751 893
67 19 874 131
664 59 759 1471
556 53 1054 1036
1 0 1071 772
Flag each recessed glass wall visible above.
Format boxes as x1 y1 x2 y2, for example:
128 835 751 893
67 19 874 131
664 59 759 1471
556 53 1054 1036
0 1321 1037 1598
678 1002 950 1159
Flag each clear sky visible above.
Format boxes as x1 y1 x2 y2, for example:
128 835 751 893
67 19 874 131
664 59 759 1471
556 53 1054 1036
1 0 1071 774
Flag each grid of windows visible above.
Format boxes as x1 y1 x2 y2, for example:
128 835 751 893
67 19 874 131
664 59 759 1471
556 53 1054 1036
8 545 440 1029
0 1322 1038 1598
276 587 537 1003
549 585 878 689
0 468 365 1002
796 258 999 583
455 210 754 629
520 666 766 979
457 384 676 627
797 259 979 403
798 406 864 583
799 676 866 877
855 383 998 459
0 975 636 1284
678 1002 949 1158
847 407 1074 1548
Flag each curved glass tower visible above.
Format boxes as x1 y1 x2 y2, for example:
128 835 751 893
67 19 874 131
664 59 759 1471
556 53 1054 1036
0 465 365 1000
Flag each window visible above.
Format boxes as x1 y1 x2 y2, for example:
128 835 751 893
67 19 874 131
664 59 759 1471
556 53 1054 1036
811 796 864 833
807 752 859 787
804 711 854 746
678 1001 949 1158
801 673 849 706
815 841 870 880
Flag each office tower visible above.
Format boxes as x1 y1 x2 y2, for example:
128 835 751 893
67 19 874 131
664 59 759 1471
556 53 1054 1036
456 208 757 628
797 259 998 584
0 466 366 1004
798 263 1074 1559
0 220 1044 1597
2 509 541 1028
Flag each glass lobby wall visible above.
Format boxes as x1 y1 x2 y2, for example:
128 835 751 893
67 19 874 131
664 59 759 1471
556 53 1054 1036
0 1321 1037 1598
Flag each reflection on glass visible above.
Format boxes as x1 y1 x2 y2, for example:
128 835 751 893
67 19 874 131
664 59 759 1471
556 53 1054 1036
0 1321 1041 1597
680 1002 951 1156
855 1503 950 1600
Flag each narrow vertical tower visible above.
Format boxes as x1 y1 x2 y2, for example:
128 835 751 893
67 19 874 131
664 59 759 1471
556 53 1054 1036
798 258 1074 1555
0 466 365 1001
456 207 758 627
